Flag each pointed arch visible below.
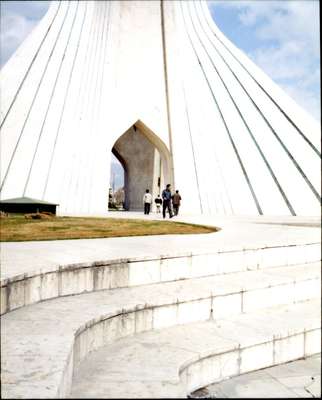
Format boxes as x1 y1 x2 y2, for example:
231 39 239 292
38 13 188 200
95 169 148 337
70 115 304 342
134 119 173 186
111 120 173 211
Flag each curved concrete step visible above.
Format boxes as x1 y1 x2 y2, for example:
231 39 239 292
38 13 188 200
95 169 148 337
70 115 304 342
1 262 320 398
190 354 321 398
2 215 320 316
1 239 320 315
70 300 321 398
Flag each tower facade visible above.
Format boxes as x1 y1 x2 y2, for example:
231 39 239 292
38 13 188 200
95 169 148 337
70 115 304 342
0 1 320 216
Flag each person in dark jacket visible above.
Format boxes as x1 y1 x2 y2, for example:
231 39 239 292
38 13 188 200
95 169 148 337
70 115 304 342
172 190 182 216
161 184 173 219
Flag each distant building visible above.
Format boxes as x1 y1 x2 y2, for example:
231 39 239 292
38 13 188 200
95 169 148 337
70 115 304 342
114 187 125 209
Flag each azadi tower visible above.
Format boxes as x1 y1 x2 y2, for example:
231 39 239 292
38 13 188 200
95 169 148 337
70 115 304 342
0 0 320 216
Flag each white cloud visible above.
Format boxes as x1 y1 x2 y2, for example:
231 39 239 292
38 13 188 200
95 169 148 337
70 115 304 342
0 12 35 64
253 1 319 57
281 82 320 123
214 0 319 54
209 0 320 121
249 41 312 81
0 1 50 66
2 1 50 19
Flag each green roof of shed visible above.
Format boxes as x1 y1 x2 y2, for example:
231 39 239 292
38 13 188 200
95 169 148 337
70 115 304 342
0 197 59 205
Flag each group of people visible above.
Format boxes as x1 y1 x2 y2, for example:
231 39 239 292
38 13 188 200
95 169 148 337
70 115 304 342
143 184 181 218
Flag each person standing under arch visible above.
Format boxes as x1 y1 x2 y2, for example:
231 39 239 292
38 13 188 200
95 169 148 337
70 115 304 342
162 184 173 219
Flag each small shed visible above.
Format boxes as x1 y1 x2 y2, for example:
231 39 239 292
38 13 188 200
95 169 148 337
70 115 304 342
0 197 59 214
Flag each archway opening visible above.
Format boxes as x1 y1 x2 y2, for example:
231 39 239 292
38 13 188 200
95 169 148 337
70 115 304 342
111 122 171 212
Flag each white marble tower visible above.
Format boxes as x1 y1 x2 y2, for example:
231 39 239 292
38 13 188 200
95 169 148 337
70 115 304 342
0 1 320 216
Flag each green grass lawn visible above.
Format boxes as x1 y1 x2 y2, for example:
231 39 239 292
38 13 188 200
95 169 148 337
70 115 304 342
0 214 218 242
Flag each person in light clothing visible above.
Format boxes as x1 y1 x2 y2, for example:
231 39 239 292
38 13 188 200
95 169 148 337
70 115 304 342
154 194 162 213
143 189 152 215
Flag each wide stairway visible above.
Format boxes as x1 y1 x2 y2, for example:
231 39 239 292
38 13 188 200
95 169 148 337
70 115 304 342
1 218 321 398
